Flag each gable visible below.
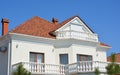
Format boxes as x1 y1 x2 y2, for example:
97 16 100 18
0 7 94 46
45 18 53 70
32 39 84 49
56 17 94 34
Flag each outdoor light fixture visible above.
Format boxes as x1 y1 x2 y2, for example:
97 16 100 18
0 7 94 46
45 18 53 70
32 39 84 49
0 47 7 52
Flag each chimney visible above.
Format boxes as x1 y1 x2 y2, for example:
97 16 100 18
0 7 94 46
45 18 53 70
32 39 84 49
52 18 58 24
1 18 9 36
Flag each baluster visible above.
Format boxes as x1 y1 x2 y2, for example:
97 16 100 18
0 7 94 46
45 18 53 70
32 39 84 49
88 61 90 71
46 64 48 73
45 64 51 73
33 62 35 72
90 61 92 71
37 63 39 72
30 62 32 72
43 63 44 73
60 65 62 74
62 65 64 74
84 61 86 71
47 64 49 73
77 62 80 72
59 65 61 74
80 62 82 72
85 61 88 71
61 65 63 74
92 61 95 71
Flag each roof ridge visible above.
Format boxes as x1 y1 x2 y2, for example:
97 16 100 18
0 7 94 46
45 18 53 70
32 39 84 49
59 15 78 25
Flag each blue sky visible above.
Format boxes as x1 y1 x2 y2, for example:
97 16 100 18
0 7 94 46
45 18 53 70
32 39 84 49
0 0 120 56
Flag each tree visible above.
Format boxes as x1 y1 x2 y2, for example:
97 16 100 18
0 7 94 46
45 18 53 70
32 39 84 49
13 64 31 75
94 68 100 75
106 53 120 75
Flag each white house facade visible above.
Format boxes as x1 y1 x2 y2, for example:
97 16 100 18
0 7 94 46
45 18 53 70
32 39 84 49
0 16 111 75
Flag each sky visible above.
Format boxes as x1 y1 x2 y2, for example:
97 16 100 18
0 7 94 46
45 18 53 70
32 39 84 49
0 0 120 56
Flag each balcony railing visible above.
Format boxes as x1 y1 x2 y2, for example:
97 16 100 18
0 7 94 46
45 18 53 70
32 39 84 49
66 61 108 74
56 30 98 42
12 62 65 75
12 61 120 75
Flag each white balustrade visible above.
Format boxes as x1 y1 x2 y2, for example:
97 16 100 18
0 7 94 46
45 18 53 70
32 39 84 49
12 62 65 75
12 61 120 75
65 61 109 74
56 30 98 42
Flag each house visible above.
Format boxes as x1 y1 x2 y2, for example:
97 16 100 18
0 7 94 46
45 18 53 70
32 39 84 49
0 15 111 75
107 53 120 63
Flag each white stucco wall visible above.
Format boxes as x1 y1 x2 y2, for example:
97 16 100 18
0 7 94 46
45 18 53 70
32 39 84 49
10 33 108 66
54 46 73 64
72 44 97 62
11 38 55 65
53 39 108 64
96 47 108 62
0 44 9 75
0 35 11 75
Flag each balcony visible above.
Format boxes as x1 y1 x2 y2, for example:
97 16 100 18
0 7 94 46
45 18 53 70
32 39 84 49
66 61 108 74
55 30 98 42
12 62 65 75
12 61 119 75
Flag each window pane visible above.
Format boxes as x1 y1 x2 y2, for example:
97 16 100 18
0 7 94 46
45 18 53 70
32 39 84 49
88 56 92 61
60 54 68 65
77 55 80 62
81 56 86 61
37 54 43 63
30 53 36 62
77 54 92 61
30 53 44 63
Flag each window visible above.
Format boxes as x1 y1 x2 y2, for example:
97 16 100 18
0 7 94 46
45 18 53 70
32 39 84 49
30 52 44 63
77 54 92 61
60 54 68 65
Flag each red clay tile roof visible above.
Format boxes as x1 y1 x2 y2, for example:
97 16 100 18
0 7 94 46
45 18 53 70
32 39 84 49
107 53 120 62
10 15 110 47
100 42 111 47
10 16 60 38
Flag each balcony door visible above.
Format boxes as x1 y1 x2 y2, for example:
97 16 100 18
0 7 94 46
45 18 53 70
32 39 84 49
30 52 44 63
60 54 68 65
30 52 44 72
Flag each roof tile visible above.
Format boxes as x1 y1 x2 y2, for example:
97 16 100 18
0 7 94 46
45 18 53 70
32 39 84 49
100 42 111 47
10 16 59 38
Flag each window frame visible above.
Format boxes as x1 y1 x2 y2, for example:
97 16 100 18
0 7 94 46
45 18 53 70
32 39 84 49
77 54 92 62
59 54 69 65
30 52 44 63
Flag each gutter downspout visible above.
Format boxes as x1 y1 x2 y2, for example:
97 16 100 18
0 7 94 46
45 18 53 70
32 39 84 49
7 35 12 75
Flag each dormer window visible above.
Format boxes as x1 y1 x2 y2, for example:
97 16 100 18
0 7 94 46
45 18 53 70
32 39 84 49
55 17 98 42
